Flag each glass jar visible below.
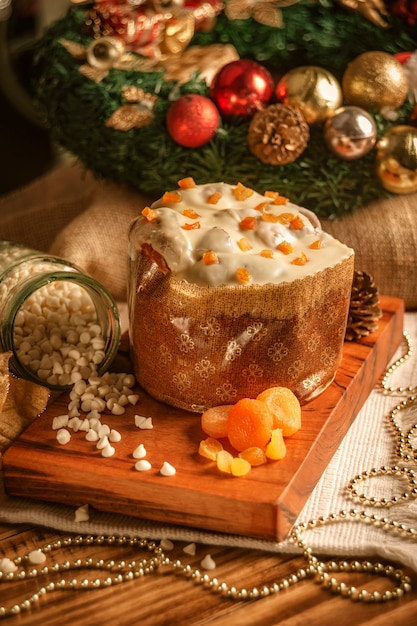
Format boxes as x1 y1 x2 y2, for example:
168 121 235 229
0 241 121 390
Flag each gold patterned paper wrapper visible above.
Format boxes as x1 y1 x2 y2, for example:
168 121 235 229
128 253 354 412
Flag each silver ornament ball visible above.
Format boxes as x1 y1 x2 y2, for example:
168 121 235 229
324 106 377 160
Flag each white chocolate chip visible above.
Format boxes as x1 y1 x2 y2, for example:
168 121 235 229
74 504 90 522
135 415 153 430
132 444 147 459
200 554 216 570
101 443 115 457
85 429 99 442
160 461 176 477
0 558 18 574
52 414 69 430
28 550 47 565
159 539 174 551
96 435 109 450
56 428 71 445
109 429 121 443
134 459 152 472
183 543 196 556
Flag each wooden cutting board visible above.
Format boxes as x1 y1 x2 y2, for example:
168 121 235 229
3 295 404 541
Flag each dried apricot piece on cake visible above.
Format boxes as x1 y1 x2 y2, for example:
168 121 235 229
201 405 232 439
227 398 274 452
256 387 301 437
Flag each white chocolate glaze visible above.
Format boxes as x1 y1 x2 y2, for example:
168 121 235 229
129 182 354 286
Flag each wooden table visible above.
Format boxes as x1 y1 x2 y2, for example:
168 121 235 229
1 522 417 625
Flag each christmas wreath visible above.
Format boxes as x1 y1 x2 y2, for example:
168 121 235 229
31 0 417 218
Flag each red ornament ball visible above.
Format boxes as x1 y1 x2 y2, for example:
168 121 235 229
166 94 220 148
210 59 274 117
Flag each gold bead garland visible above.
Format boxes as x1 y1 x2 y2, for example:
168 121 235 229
0 333 417 617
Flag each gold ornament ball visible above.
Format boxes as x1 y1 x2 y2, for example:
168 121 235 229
275 66 343 124
375 126 417 194
342 52 409 112
87 37 125 70
324 106 377 160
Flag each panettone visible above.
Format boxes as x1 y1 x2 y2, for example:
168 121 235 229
128 180 354 412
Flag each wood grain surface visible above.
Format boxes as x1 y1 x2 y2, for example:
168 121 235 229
0 522 416 625
3 296 404 541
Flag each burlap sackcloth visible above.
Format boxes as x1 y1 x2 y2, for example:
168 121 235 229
1 163 417 572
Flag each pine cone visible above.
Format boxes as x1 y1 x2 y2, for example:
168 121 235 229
247 104 310 165
345 270 382 341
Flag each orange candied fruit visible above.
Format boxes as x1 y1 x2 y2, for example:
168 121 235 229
182 221 201 230
291 252 308 266
260 249 274 259
232 182 254 201
277 241 293 255
141 206 158 222
289 215 305 230
261 212 282 224
309 239 324 250
239 216 258 230
237 237 252 252
236 267 252 285
202 250 219 265
162 190 182 203
207 191 222 204
177 177 196 189
254 201 269 213
264 191 289 205
182 208 200 219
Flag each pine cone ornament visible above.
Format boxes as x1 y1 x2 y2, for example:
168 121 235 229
247 103 310 165
345 270 382 341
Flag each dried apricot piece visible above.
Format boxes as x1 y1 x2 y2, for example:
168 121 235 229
239 216 258 230
260 249 274 259
217 449 234 473
291 252 308 266
232 182 253 201
231 457 251 477
236 267 252 285
309 239 324 250
207 191 222 204
199 437 223 461
237 237 252 252
256 387 301 437
265 428 287 460
182 221 201 230
141 207 158 222
202 250 219 265
277 241 293 255
178 177 196 189
201 405 232 439
182 208 200 219
238 446 267 467
162 191 182 203
227 398 274 452
289 215 305 230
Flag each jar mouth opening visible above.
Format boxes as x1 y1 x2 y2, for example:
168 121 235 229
2 272 121 391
